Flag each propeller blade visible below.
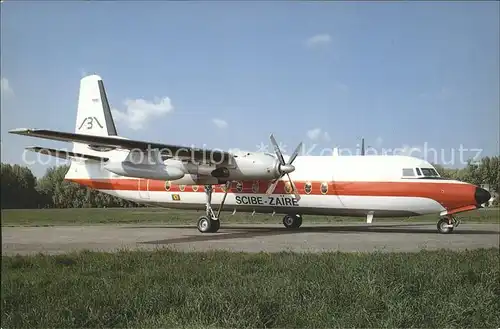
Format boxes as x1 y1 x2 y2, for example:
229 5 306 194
287 142 303 165
267 134 301 198
286 173 301 201
266 179 280 195
270 134 286 165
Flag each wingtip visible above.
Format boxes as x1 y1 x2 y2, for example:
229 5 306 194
24 146 42 151
24 146 51 155
9 128 32 134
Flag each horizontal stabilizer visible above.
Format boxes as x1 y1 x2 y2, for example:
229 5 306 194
10 128 233 163
25 146 108 162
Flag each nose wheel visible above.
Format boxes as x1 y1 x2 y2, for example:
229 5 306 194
283 214 303 229
437 216 460 234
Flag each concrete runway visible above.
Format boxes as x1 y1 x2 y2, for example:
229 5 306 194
2 222 499 255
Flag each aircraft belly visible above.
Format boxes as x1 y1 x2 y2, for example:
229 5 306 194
338 195 444 215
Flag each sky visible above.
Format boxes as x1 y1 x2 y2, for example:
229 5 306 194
1 1 499 177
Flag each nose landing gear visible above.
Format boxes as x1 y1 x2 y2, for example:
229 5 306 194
437 216 461 234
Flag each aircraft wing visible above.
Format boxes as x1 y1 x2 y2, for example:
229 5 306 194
25 146 109 162
10 129 234 163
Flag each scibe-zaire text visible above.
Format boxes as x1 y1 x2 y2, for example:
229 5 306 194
235 195 299 206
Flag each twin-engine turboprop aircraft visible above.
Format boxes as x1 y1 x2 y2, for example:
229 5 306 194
10 75 491 234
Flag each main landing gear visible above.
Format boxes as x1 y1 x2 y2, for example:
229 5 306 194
282 214 303 229
437 215 461 234
197 182 231 233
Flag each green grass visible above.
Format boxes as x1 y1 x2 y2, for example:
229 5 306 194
2 248 499 328
1 207 499 227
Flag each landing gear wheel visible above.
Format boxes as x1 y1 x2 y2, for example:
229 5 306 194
197 216 220 233
197 216 212 233
211 219 220 233
283 214 302 229
198 182 231 233
296 214 303 228
437 217 454 234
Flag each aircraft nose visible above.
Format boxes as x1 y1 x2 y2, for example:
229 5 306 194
475 187 491 205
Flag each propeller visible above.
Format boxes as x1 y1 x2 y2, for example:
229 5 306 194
266 134 303 199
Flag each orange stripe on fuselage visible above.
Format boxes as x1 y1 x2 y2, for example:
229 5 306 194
66 178 477 213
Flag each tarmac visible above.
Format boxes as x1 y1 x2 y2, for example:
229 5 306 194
2 222 499 255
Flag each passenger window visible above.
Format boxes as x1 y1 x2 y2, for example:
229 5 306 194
402 168 415 177
416 168 422 176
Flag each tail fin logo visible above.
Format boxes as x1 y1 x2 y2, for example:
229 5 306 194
78 116 104 131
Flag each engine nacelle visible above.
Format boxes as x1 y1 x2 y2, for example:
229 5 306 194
166 152 281 181
219 155 280 180
104 161 185 181
105 152 286 184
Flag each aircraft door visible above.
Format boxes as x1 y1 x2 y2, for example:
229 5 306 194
138 179 150 199
331 170 346 209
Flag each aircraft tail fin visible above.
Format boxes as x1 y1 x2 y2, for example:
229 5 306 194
73 74 119 154
75 74 117 137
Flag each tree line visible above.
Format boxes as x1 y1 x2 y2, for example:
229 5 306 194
433 156 499 199
1 164 140 209
1 156 499 209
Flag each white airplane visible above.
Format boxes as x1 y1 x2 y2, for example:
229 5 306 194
10 75 491 234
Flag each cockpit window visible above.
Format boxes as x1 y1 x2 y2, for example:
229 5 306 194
415 168 422 176
415 167 450 180
402 168 415 177
420 168 439 177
